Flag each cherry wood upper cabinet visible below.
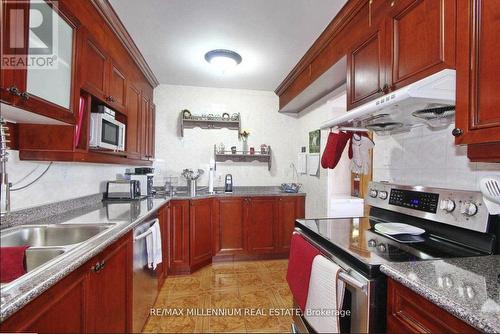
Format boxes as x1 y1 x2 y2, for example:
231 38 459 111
245 197 278 254
168 200 190 275
107 60 127 113
386 0 456 91
189 199 213 270
214 198 246 257
455 0 500 159
125 83 142 159
80 32 107 100
347 24 387 109
0 0 80 124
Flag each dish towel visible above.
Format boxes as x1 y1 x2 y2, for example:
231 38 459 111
304 255 346 333
321 132 351 169
146 219 162 270
350 134 374 175
286 233 321 311
0 246 29 283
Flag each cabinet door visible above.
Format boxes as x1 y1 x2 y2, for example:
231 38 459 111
125 83 141 159
387 0 456 91
0 265 87 333
246 197 278 254
168 200 190 274
277 197 305 252
81 32 107 100
106 60 127 113
148 102 156 160
0 0 23 105
140 95 150 160
189 199 213 269
455 0 500 147
347 26 386 109
215 198 246 256
387 278 478 333
159 202 170 281
86 233 132 333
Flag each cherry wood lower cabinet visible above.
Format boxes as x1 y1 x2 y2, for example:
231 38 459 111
277 196 305 252
0 232 133 334
213 198 246 257
189 199 213 270
167 200 191 275
387 278 478 334
246 197 279 254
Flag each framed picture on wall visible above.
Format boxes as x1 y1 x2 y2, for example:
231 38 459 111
309 129 320 153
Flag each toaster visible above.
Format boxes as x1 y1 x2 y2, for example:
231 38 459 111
105 180 141 200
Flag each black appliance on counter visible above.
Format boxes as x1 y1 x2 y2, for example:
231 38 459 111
105 180 142 200
292 182 499 333
224 174 233 193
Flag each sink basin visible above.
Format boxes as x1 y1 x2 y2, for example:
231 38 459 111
0 224 113 247
25 247 66 272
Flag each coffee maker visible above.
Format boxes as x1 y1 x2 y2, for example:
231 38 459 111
224 174 233 193
125 167 154 197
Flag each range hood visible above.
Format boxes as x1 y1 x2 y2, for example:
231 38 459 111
321 69 456 135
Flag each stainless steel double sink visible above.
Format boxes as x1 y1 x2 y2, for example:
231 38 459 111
1 224 114 276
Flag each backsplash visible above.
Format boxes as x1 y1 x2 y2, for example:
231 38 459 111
373 124 500 190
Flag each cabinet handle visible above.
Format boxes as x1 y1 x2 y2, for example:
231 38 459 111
452 128 463 137
106 96 115 103
20 91 30 101
382 84 390 94
92 261 106 273
7 86 21 96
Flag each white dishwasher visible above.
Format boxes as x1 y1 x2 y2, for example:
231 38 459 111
132 216 159 333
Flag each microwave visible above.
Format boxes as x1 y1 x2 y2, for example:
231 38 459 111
89 107 126 151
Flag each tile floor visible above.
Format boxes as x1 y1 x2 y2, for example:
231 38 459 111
143 259 295 333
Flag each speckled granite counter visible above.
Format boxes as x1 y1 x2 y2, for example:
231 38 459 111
0 186 304 322
381 256 500 333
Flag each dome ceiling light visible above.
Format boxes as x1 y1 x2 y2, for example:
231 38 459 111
204 49 242 73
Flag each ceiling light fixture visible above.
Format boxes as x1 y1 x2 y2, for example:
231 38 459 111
204 49 242 73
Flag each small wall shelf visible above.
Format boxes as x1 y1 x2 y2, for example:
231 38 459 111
214 145 272 171
180 113 241 137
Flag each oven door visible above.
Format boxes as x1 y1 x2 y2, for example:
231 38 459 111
292 229 385 333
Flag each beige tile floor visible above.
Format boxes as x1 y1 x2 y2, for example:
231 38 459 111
143 259 295 333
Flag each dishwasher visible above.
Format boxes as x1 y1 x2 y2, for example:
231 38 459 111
133 215 160 333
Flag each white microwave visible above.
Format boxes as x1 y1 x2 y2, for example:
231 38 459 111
89 108 126 151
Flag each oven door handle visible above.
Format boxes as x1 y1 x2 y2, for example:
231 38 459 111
338 271 367 294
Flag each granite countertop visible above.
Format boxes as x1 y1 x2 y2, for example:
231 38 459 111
170 186 306 199
381 256 500 333
0 186 304 322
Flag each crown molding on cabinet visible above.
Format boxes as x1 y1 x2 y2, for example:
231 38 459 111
90 0 160 88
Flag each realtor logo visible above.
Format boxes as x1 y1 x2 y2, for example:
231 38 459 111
2 0 59 69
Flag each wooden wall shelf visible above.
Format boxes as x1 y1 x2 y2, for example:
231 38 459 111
214 145 272 171
180 113 241 137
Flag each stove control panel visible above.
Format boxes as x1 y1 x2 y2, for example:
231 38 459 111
366 182 490 233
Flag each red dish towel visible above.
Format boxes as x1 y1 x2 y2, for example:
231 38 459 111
286 233 321 311
0 246 29 283
321 131 352 169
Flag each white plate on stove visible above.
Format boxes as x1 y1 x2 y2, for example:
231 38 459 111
374 223 425 236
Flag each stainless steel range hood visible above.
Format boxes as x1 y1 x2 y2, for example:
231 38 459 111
321 69 456 134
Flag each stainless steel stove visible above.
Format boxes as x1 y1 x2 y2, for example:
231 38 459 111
292 182 499 333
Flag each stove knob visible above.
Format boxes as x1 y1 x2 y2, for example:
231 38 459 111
369 189 378 198
377 244 387 253
368 239 377 247
460 201 478 216
378 191 388 200
439 199 456 213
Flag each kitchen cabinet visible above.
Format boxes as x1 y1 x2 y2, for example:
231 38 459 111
455 0 500 161
125 83 142 159
139 95 155 161
0 0 80 124
387 278 478 333
0 232 133 334
347 23 387 109
158 202 170 287
213 198 246 257
189 199 213 270
245 197 278 254
385 0 456 91
167 200 190 275
80 32 127 114
86 233 132 333
277 197 305 252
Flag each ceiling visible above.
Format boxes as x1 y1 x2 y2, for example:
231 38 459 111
109 0 347 91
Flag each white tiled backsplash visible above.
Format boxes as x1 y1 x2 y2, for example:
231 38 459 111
373 124 500 190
